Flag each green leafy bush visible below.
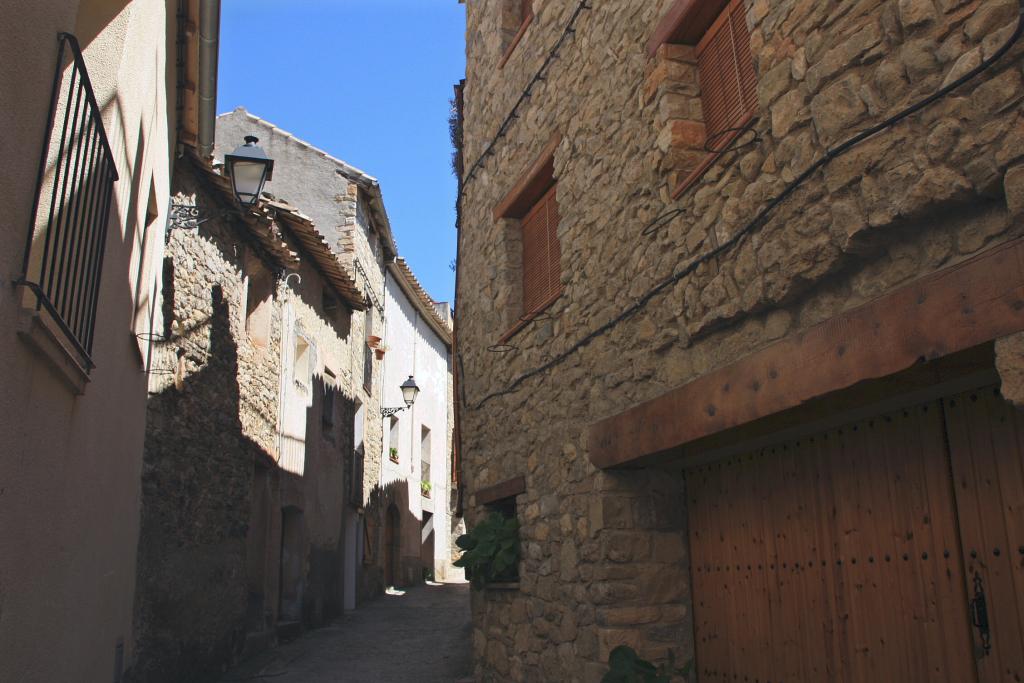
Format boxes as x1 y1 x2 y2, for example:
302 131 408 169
602 646 692 683
452 512 519 588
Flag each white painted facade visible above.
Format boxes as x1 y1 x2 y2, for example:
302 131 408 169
381 268 460 581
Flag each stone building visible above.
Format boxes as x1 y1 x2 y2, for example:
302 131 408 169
128 152 370 681
0 1 220 681
455 0 1024 681
381 257 461 585
215 110 454 600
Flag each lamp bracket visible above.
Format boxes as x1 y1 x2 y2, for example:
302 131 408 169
168 198 237 234
381 406 407 418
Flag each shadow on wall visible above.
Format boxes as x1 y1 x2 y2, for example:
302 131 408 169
127 284 261 683
361 478 427 597
284 372 357 629
127 282 361 681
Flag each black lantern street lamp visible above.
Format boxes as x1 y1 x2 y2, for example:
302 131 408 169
225 135 274 208
382 375 421 417
400 375 420 407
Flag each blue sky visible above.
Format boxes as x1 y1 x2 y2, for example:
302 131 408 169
218 0 465 304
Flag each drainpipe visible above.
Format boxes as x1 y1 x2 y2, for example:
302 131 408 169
197 0 221 159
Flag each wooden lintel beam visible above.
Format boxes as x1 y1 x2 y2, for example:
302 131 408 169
474 475 526 506
588 237 1024 469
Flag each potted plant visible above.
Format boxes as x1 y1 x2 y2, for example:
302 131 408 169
421 480 432 498
453 512 519 589
366 335 382 349
375 343 388 360
389 447 399 464
603 647 692 683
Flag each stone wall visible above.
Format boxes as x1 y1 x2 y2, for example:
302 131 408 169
129 160 368 680
457 0 1024 680
129 165 282 683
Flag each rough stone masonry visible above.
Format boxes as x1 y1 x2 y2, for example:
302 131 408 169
456 0 1024 680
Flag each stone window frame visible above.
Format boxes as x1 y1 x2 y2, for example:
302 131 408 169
243 252 275 349
493 134 563 344
498 0 534 69
645 0 759 199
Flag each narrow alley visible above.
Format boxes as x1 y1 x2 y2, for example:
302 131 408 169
219 583 472 683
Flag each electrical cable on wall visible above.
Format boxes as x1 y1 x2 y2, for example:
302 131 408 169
462 1 1024 412
460 0 592 194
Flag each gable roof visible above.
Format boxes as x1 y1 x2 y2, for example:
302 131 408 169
217 107 399 259
191 153 367 311
387 257 453 346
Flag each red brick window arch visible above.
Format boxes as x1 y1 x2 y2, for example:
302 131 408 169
646 0 758 197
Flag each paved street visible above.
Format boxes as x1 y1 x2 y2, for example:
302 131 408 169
219 583 473 683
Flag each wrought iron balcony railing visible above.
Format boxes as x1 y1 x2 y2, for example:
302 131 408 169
18 33 119 368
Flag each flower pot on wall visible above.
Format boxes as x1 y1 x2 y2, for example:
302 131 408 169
375 348 386 360
367 335 382 349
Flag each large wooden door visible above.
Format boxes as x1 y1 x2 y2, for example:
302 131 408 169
687 400 978 682
944 386 1024 683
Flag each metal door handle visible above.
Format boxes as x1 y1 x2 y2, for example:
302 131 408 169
969 571 992 657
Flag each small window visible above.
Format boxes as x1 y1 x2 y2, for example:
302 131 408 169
294 337 310 390
160 257 175 340
421 426 432 497
696 1 757 147
245 260 274 347
323 289 339 317
322 368 336 436
389 415 400 464
520 185 561 315
494 135 563 341
350 400 365 508
363 311 375 393
647 0 758 197
499 0 534 68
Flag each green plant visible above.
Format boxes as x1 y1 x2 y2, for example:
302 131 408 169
602 646 692 683
452 512 519 589
421 480 432 497
389 447 399 463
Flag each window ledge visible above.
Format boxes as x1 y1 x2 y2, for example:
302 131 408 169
671 114 756 199
499 13 534 69
15 299 90 395
497 291 561 345
485 581 520 592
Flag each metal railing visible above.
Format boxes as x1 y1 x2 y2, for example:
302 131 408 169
18 33 119 368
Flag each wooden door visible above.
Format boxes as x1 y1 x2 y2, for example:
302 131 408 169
687 400 977 682
944 386 1024 682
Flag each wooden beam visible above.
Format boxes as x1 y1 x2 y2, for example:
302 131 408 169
493 134 561 220
588 237 1024 469
474 475 526 506
646 0 730 56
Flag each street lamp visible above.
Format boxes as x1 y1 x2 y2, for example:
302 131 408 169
224 135 274 208
382 375 420 417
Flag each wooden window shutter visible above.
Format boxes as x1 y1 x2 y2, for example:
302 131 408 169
521 0 533 23
521 184 561 314
696 0 757 141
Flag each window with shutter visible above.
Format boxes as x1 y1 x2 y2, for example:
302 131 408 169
493 134 562 342
646 0 759 197
697 0 757 145
499 0 534 68
520 185 561 314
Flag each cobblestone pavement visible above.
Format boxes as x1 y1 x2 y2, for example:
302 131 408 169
219 583 473 683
